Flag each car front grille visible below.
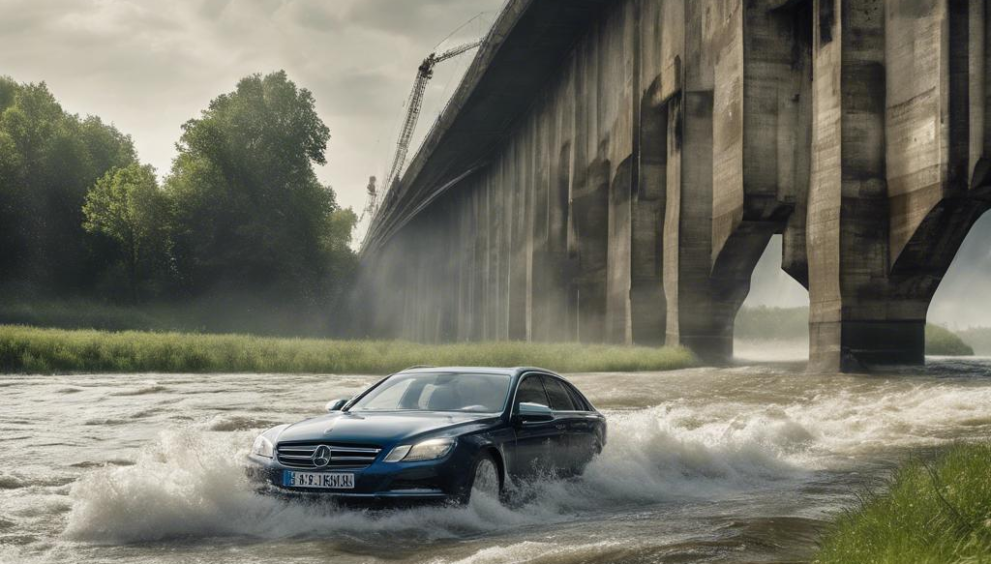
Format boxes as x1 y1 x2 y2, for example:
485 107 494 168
276 442 383 470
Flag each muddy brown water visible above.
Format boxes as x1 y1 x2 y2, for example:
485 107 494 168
3 354 991 563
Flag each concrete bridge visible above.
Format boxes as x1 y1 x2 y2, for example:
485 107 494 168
357 0 991 372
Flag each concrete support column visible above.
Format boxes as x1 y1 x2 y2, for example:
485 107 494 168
808 0 901 371
630 0 668 347
667 88 729 359
630 91 667 346
661 0 733 361
663 0 780 363
807 0 991 371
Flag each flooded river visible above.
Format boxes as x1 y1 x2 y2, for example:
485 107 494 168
3 356 991 563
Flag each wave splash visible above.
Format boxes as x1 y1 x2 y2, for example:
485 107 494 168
63 409 803 544
63 378 991 544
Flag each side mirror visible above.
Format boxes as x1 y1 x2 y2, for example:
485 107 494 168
325 398 350 412
516 402 553 424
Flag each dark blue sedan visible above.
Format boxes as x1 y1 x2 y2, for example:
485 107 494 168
246 367 606 504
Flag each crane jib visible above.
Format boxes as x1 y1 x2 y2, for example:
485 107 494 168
377 39 484 213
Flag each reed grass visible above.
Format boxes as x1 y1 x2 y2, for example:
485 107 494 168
0 324 697 375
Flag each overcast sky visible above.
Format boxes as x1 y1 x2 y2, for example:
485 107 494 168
0 0 503 225
3 0 989 328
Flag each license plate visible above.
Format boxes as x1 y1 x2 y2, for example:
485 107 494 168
282 470 355 489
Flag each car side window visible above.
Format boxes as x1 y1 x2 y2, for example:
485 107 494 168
516 375 549 408
541 376 577 411
564 382 590 411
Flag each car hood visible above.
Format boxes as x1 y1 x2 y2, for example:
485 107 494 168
275 411 499 445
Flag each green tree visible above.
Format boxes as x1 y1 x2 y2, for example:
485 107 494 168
166 70 355 304
0 77 137 294
322 207 359 292
83 164 170 302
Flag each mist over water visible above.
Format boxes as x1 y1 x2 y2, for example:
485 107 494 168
3 361 991 563
733 339 809 363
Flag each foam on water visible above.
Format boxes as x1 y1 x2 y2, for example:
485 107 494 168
63 428 554 544
109 384 170 397
432 541 631 564
207 414 281 432
765 381 991 458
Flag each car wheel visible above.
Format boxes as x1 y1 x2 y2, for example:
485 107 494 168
574 439 603 477
464 452 501 504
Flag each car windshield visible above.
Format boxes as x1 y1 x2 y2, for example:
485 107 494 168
349 372 511 413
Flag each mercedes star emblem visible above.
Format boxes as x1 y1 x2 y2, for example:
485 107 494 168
311 445 333 468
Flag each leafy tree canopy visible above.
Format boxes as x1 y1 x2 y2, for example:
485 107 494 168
0 72 357 332
166 70 352 303
83 164 170 301
0 77 137 293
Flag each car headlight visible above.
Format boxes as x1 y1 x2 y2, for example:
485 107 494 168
383 438 455 463
251 434 275 459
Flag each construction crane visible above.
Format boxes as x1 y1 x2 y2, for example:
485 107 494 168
380 40 483 199
359 176 377 223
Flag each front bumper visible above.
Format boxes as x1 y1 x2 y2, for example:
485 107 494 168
244 452 470 503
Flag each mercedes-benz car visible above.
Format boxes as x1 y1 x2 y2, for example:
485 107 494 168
246 367 606 504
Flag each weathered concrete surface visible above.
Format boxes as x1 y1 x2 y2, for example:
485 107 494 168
807 0 991 371
357 0 991 372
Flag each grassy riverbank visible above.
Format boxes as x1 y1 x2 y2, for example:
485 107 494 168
0 325 697 375
814 443 991 564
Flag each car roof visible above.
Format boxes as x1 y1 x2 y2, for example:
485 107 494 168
397 366 559 377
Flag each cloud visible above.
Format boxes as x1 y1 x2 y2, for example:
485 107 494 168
345 0 498 36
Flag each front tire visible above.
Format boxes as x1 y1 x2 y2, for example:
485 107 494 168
461 452 501 505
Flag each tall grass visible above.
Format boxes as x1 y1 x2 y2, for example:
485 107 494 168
0 325 697 375
814 443 991 564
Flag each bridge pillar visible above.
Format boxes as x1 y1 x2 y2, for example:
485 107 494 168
661 2 725 361
807 0 890 371
808 0 991 371
662 0 806 362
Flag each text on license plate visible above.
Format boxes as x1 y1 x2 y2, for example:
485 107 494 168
283 470 355 489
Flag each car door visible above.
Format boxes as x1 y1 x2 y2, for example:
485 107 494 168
540 375 584 474
511 373 560 477
561 379 603 470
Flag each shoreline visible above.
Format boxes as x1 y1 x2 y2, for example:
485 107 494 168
813 443 991 563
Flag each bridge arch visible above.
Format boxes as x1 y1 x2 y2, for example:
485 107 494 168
734 235 812 359
929 211 991 330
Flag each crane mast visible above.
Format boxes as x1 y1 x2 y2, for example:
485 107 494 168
359 176 377 223
380 40 483 204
